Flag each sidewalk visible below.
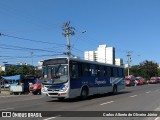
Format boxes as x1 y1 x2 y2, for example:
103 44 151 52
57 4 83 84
0 90 10 96
0 90 33 96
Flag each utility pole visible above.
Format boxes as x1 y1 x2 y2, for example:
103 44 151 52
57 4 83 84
62 21 75 58
127 51 132 76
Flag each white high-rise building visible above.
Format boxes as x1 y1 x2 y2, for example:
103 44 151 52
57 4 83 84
106 47 115 64
95 51 98 61
84 44 116 65
97 45 107 63
115 58 123 66
84 51 96 61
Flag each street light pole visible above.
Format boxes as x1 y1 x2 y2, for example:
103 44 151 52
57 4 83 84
127 51 132 76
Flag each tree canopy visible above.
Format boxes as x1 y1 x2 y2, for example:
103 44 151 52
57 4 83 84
0 65 35 76
126 60 159 80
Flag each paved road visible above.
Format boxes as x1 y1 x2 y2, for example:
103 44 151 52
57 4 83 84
0 84 160 120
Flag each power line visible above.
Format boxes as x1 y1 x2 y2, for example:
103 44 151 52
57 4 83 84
0 54 64 59
0 33 65 46
0 44 64 53
70 31 87 52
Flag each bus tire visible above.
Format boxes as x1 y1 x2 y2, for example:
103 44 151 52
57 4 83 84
80 87 88 100
112 85 117 95
38 89 41 95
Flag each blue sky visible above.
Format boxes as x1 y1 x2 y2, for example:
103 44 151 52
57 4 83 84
0 0 160 66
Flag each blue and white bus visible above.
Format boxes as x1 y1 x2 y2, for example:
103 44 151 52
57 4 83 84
41 57 125 100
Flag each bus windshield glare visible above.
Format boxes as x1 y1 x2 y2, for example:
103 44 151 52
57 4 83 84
43 64 68 84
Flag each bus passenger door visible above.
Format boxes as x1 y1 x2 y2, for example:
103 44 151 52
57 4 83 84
69 62 81 91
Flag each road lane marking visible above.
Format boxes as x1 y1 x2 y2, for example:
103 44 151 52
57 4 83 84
146 91 151 93
43 115 62 120
0 108 14 111
155 117 160 120
155 108 160 110
100 101 114 106
130 95 137 98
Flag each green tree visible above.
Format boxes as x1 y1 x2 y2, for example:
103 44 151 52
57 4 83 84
16 65 35 75
129 65 141 77
35 69 42 78
5 66 17 76
140 60 158 79
125 60 158 80
0 71 6 76
157 68 160 76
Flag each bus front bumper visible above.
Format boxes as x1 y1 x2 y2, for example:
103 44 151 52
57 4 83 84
45 92 68 98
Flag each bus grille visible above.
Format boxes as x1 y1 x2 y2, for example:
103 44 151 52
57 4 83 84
48 93 58 95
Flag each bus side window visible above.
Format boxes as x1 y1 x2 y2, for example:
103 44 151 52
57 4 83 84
83 64 90 76
118 68 121 77
91 65 97 76
110 67 114 77
107 67 111 77
104 67 108 77
97 66 101 77
115 68 119 77
113 67 118 77
99 66 104 77
71 64 79 78
78 62 82 77
119 68 124 77
122 69 125 77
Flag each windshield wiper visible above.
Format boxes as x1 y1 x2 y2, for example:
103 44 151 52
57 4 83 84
51 64 61 79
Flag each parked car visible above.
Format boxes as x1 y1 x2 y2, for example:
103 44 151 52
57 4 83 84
125 75 136 86
125 78 135 86
157 77 160 83
148 77 158 84
29 78 42 95
135 77 145 85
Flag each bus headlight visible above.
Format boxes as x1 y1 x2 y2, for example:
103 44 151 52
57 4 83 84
60 85 68 92
41 87 48 92
41 88 46 92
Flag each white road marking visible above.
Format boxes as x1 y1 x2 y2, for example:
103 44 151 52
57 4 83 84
130 95 137 98
146 91 151 93
43 115 62 120
155 117 160 120
100 101 114 106
0 108 14 111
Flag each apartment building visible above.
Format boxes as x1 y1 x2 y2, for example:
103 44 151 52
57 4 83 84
84 44 116 65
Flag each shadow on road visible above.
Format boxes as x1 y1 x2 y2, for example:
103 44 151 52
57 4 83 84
46 91 130 103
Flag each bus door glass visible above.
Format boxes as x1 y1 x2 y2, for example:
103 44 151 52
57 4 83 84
70 62 81 79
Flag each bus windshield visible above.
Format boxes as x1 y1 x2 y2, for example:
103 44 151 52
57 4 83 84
43 64 68 84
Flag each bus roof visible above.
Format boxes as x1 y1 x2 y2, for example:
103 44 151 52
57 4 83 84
42 57 124 68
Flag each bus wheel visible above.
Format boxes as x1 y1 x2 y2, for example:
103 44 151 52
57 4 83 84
80 87 88 100
38 89 41 95
112 85 117 95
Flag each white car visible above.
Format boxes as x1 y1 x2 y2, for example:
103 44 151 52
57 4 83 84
4 84 10 88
